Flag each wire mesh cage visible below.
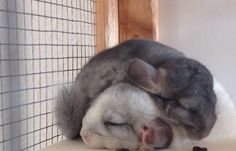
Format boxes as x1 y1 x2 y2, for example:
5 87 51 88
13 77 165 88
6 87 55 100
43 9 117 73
0 0 96 150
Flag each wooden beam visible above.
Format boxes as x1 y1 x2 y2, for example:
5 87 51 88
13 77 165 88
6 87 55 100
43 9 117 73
95 0 159 53
95 0 119 53
118 0 159 42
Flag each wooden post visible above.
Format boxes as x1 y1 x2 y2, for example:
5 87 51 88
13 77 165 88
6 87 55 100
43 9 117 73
95 0 159 53
118 0 159 42
95 0 119 53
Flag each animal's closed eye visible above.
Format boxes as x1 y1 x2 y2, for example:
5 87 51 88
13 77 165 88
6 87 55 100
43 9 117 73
104 121 128 127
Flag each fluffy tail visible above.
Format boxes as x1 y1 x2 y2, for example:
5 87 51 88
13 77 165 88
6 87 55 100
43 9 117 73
55 83 88 138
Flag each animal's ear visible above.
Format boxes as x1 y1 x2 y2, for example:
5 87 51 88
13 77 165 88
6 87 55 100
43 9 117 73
127 59 166 94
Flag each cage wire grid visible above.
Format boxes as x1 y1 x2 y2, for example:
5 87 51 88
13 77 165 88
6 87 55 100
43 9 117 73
0 0 96 150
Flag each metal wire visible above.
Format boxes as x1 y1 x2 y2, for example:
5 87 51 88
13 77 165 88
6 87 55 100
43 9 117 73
0 0 96 150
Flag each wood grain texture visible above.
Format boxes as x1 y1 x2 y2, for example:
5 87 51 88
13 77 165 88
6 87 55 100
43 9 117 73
95 0 159 53
95 0 119 53
118 0 159 42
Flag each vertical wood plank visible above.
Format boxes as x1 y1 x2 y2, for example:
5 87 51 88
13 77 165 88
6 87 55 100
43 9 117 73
95 0 119 53
151 0 159 40
95 0 159 53
118 0 159 42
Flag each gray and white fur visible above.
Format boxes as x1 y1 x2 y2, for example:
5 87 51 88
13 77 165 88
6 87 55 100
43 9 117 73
80 81 236 150
55 39 216 140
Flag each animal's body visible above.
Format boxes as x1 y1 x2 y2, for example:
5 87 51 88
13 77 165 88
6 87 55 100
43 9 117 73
56 39 216 141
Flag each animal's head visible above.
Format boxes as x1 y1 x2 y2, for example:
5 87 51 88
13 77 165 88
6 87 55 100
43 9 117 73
80 83 173 150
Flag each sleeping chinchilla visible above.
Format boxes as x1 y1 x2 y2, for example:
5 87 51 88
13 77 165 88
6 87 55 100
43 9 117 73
55 39 216 141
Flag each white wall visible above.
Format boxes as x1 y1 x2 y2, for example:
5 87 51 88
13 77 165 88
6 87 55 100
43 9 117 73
159 0 236 104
